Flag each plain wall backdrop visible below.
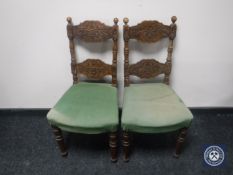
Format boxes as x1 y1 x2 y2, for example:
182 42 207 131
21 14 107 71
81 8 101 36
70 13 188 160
1 0 233 108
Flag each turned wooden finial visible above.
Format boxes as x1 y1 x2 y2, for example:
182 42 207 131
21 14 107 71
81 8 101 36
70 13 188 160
123 18 129 25
113 18 119 25
171 16 177 24
66 16 72 24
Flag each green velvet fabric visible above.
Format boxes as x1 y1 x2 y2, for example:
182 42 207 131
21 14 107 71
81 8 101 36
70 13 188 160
122 83 193 133
47 82 118 134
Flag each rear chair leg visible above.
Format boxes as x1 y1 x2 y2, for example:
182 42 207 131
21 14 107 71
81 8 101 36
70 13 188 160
51 125 68 157
174 128 187 158
109 132 117 162
123 131 130 162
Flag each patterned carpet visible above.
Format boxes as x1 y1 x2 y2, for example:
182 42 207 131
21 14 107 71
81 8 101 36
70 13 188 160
0 109 232 175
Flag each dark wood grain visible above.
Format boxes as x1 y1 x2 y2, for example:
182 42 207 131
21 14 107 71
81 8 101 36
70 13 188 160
109 132 117 162
123 16 177 86
129 59 169 79
128 21 171 43
73 21 113 42
122 131 130 162
77 59 112 80
122 17 188 161
51 125 68 157
174 128 188 158
51 17 119 162
123 18 130 87
67 17 78 84
66 17 118 86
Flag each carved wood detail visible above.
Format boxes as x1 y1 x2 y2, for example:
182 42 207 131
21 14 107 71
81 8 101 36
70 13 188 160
66 17 118 86
72 21 114 42
77 59 112 80
112 18 118 86
129 21 171 43
67 17 78 84
123 18 130 87
123 16 177 86
129 59 169 79
164 39 173 85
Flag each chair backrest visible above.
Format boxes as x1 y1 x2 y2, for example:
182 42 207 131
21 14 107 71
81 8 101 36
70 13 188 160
123 16 177 87
66 17 119 87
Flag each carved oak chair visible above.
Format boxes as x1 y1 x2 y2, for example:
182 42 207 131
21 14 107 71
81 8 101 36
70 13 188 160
122 16 193 161
47 17 119 162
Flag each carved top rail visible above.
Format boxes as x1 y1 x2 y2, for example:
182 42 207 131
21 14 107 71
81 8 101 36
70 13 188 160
67 17 118 42
124 16 177 42
76 59 112 80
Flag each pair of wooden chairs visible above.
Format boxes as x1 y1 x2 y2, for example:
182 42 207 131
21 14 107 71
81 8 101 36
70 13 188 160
47 16 193 162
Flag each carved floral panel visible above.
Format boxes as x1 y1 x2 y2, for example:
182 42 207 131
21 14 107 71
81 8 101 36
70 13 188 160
129 21 171 42
73 21 114 42
129 59 169 79
77 59 112 80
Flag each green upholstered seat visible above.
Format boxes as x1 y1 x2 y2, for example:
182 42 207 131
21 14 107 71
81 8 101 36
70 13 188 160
47 82 118 134
122 83 193 133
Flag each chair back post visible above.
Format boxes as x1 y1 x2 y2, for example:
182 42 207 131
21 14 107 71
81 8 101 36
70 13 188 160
112 18 119 87
66 17 118 85
123 18 130 87
164 16 177 85
67 17 78 84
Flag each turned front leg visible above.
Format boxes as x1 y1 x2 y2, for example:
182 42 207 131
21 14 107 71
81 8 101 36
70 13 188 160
123 131 130 162
51 125 68 157
109 132 117 162
174 128 187 158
